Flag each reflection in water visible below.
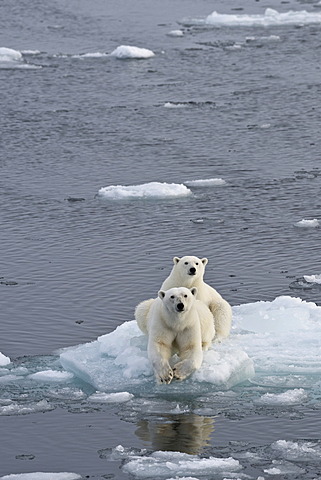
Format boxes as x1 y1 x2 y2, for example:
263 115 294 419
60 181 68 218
135 413 215 455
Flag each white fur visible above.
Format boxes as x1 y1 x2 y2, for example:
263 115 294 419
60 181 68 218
135 287 214 384
161 256 232 341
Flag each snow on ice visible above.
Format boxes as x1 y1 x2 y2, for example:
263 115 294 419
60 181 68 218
97 182 192 200
295 218 319 228
60 296 321 394
110 45 155 59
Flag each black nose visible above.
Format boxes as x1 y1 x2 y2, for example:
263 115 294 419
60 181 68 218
177 302 184 311
189 267 196 275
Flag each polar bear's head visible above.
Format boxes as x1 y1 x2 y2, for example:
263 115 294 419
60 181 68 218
172 256 208 281
158 287 197 314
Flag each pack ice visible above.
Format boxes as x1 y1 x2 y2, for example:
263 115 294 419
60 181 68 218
60 296 321 394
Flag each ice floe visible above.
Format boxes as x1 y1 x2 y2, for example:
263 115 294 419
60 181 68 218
88 391 134 403
60 296 321 394
110 45 155 59
0 47 41 69
0 352 10 366
167 30 184 37
271 439 321 461
110 445 242 478
0 474 81 480
255 388 308 405
295 218 319 228
164 102 187 108
0 47 22 62
0 399 53 416
304 274 321 284
204 8 321 27
97 182 192 200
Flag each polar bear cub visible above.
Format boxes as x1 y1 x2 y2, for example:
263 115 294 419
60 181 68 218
161 256 232 341
135 287 214 384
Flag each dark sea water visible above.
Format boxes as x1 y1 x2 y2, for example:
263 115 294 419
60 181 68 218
1 0 321 478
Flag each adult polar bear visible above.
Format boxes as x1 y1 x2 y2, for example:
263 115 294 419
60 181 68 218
161 256 232 341
136 287 215 384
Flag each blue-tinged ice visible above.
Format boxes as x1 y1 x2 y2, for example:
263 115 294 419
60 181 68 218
60 296 321 394
0 474 81 480
0 352 10 366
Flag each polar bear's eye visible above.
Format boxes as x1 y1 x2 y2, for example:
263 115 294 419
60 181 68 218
195 262 199 266
184 294 188 298
170 295 175 299
184 262 188 265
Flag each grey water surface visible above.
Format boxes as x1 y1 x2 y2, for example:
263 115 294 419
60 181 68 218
1 0 321 478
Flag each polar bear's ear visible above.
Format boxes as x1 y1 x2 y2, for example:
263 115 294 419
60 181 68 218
190 287 198 297
173 257 180 264
158 290 166 300
201 258 208 266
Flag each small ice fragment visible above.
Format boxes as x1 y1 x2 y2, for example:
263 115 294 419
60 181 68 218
29 370 74 382
256 388 308 405
167 30 184 37
0 47 22 62
88 392 134 403
110 45 155 59
0 352 10 366
0 473 81 480
97 182 192 200
303 274 321 284
295 219 319 228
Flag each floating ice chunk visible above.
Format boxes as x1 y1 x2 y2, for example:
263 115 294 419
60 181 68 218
60 296 321 393
184 178 227 187
97 182 192 200
264 460 305 475
205 8 321 27
88 391 134 403
29 370 74 382
0 474 81 480
164 102 187 108
0 352 10 366
60 320 254 393
303 274 321 284
120 449 242 478
0 399 53 416
167 29 184 37
255 388 308 405
0 47 22 62
232 296 321 379
295 218 319 228
271 440 321 461
110 45 155 59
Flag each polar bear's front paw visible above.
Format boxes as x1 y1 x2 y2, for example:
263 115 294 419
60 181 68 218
155 365 174 384
172 361 192 381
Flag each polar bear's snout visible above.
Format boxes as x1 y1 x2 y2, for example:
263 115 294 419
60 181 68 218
176 301 185 312
189 266 196 275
